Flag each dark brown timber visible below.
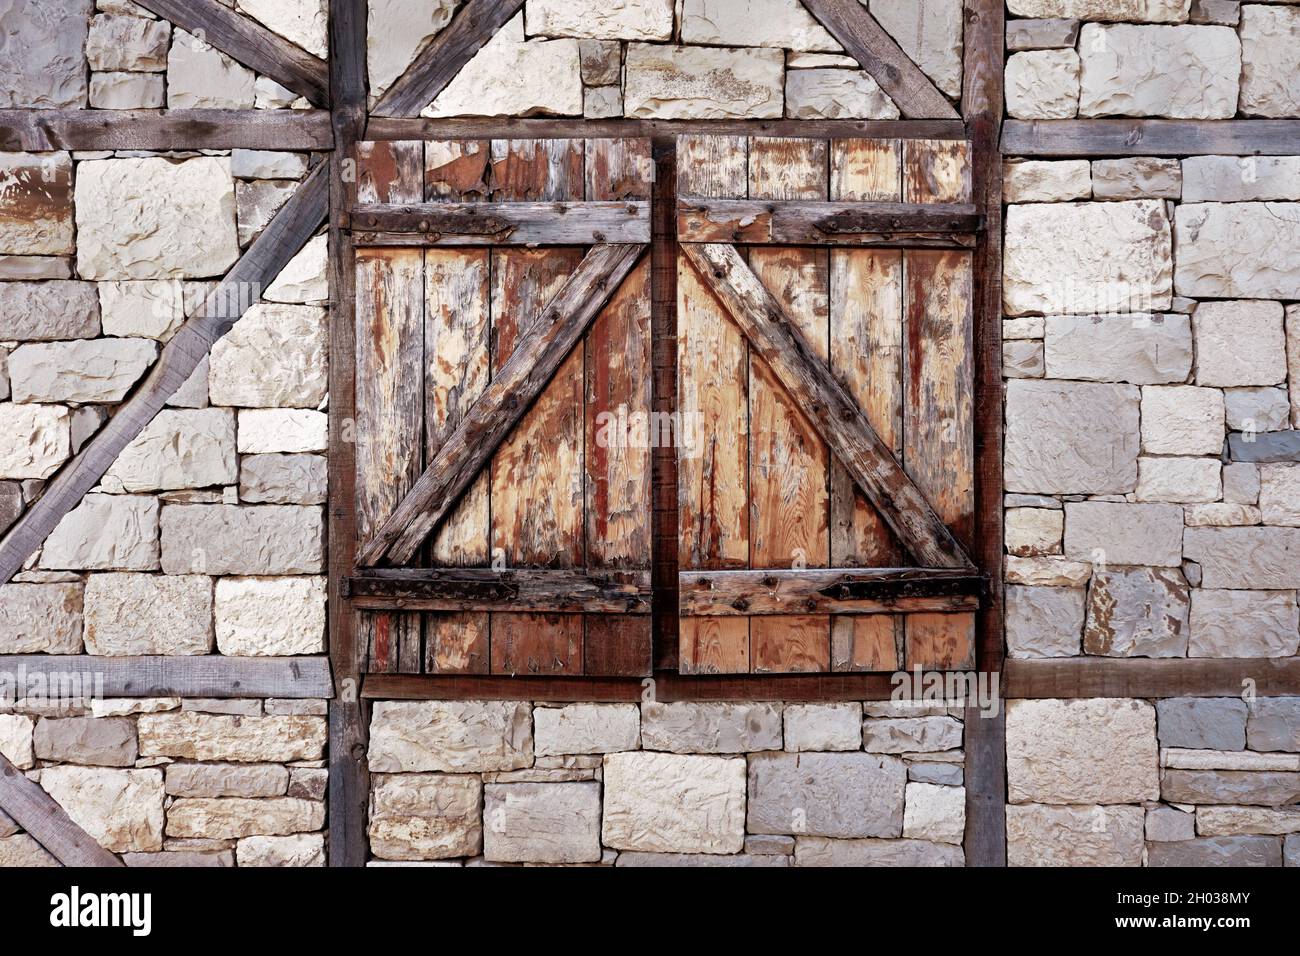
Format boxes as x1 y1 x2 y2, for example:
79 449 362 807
0 655 333 698
352 200 651 245
680 242 974 570
133 0 329 106
800 0 959 119
366 117 968 142
371 0 525 117
0 109 333 151
0 753 123 867
1006 658 1300 699
680 568 983 616
344 569 652 613
677 199 979 246
1001 119 1300 156
355 243 647 567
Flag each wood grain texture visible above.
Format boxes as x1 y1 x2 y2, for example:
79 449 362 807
372 0 525 117
676 199 978 246
1005 658 1300 699
800 0 960 119
0 655 333 697
425 140 491 199
1000 119 1300 157
679 617 750 675
353 200 652 246
0 110 333 151
368 117 967 143
133 0 329 105
0 752 122 867
346 568 650 613
679 568 982 616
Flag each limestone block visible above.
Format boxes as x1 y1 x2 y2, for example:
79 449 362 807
0 0 91 108
1005 49 1079 119
41 766 164 853
1158 698 1247 751
1135 457 1221 503
1006 804 1145 866
33 716 138 766
159 504 324 574
84 573 213 655
89 71 165 108
1161 770 1300 806
263 233 328 304
862 716 963 753
793 836 964 866
1006 18 1081 52
1247 698 1300 752
86 14 170 71
138 712 327 762
1006 508 1063 557
639 702 783 753
165 763 289 798
10 339 156 406
583 85 623 119
236 409 328 453
785 69 899 120
98 280 185 340
0 582 83 654
239 453 327 504
902 783 965 845
748 752 905 838
1189 589 1300 657
1006 585 1084 658
529 0 674 40
1146 805 1196 842
0 403 70 480
236 0 328 58
1002 160 1091 203
1063 501 1183 566
1044 313 1191 384
214 576 325 655
236 833 325 866
102 409 236 492
167 30 256 109
1002 339 1044 378
368 701 533 773
0 279 97 339
534 703 640 756
868 0 964 97
1004 381 1140 494
166 797 324 839
369 772 482 860
209 303 327 407
1091 157 1183 199
1182 155 1300 202
1227 388 1291 433
1079 24 1240 118
579 39 622 84
602 752 746 853
1184 527 1300 588
1193 300 1287 387
783 703 863 751
367 0 458 100
237 180 296 247
0 714 33 769
40 494 159 571
623 43 784 120
1083 567 1190 657
483 781 602 863
1005 0 1190 21
1239 4 1300 117
0 834 56 866
1174 203 1300 299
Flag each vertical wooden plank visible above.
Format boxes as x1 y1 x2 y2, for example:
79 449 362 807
677 135 747 197
489 138 585 673
903 139 972 203
424 139 490 199
747 137 831 674
679 615 750 675
356 140 424 205
585 137 654 201
830 138 904 672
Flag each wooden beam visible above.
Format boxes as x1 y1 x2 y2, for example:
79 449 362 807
651 143 680 673
0 656 333 698
0 753 122 867
367 117 968 142
1004 658 1300 699
677 199 979 247
344 569 652 614
680 242 974 570
352 200 652 246
800 0 960 119
1001 119 1300 157
0 163 329 586
0 109 333 151
133 0 329 106
680 568 983 616
371 0 525 117
355 243 647 567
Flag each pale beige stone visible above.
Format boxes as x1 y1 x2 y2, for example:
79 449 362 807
98 280 185 340
0 582 83 654
1082 567 1190 657
529 0 673 40
602 752 746 854
41 766 164 852
40 494 159 571
869 0 963 96
238 453 327 505
367 0 458 100
84 573 213 655
1182 155 1300 202
484 781 602 863
1091 157 1183 199
1079 24 1239 119
1189 589 1300 657
862 717 963 754
902 783 965 845
8 338 156 403
534 703 640 756
1006 585 1084 658
1004 381 1140 494
236 0 328 58
1005 49 1079 119
86 13 169 71
0 403 70 480
263 234 328 305
1185 526 1300 588
1044 313 1191 384
0 152 74 256
1193 300 1287 387
209 303 327 407
1006 0 1190 20
0 714 34 769
368 701 533 773
0 279 98 339
0 0 91 108
1198 806 1300 836
1136 457 1221 503
103 409 236 492
1141 385 1225 455
167 30 255 109
236 409 328 453
166 797 323 839
1064 501 1184 566
785 69 899 120
369 773 482 860
1005 556 1093 587
793 835 963 866
678 0 839 51
783 703 863 751
1174 203 1300 300
0 834 56 866
1006 508 1063 557
1007 804 1145 866
1260 464 1300 526
1003 340 1044 378
1239 4 1300 117
640 702 783 753
1163 749 1300 771
139 712 327 762
165 762 289 798
623 43 784 120
33 716 137 766
1002 160 1092 203
89 71 165 109
1184 503 1261 526
214 576 326 655
159 504 324 575
236 832 325 866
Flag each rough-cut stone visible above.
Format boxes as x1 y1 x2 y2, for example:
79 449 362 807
1006 585 1084 658
1006 508 1063 557
76 157 239 280
1006 17 1080 51
679 0 837 50
623 43 784 120
103 409 236 493
0 834 56 867
1166 749 1297 771
0 480 16 533
1006 698 1158 804
40 767 164 852
167 29 256 109
1191 0 1239 25
263 233 328 304
86 14 170 71
530 0 673 40
239 453 327 504
1006 0 1190 20
584 86 621 121
236 409 328 453
0 0 91 108
288 767 327 800
160 504 323 574
166 797 323 839
868 0 963 98
208 303 327 407
1147 805 1197 842
0 403 70 480
214 576 326 655
231 149 308 182
794 836 963 867
236 833 325 867
33 716 137 766
783 703 863 751
426 15 581 118
640 702 783 753
1229 430 1300 462
41 494 159 571
748 752 906 838
1002 160 1091 202
368 772 482 860
603 752 745 853
139 712 326 762
1063 501 1183 566
1162 770 1300 806
1198 807 1300 836
0 715 33 769
862 717 963 754
0 280 97 340
483 781 601 863
533 703 639 756
1004 49 1079 119
1079 25 1239 119
1003 201 1172 316
1174 203 1300 300
236 0 328 58
1004 381 1140 494
1247 698 1300 752
368 701 533 773
1158 699 1247 751
1091 157 1182 199
1002 340 1044 378
1189 589 1299 658
1252 461 1300 522
785 69 900 120
1182 155 1300 202
1239 5 1300 117
1228 388 1291 434
0 152 74 256
367 0 458 99
9 338 157 403
165 763 289 798
83 572 212 655
902 783 965 845
909 763 963 786
0 255 71 279
1007 804 1145 866
617 851 789 867
1193 300 1287 387
168 355 210 410
1136 456 1221 503
237 179 297 248
0 582 83 654
1185 527 1300 589
1045 314 1190 385
579 39 622 84
98 280 184 340
1082 568 1189 657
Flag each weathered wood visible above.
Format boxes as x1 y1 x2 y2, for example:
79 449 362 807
426 140 491 199
677 199 978 247
0 752 122 867
679 618 751 675
353 200 652 245
0 655 333 697
133 0 329 106
491 614 583 676
345 568 651 613
372 0 525 117
585 617 653 677
800 0 960 119
1001 118 1300 157
1005 658 1300 699
680 568 982 616
680 242 974 571
0 109 333 151
0 163 329 587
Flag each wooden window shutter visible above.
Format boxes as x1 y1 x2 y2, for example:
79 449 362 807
347 138 655 678
674 135 983 676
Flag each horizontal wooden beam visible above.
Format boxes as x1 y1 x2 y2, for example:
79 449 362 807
0 110 334 152
0 752 122 867
365 117 968 143
353 201 651 246
1003 657 1300 699
678 199 979 247
680 568 983 616
133 0 329 106
344 569 651 613
1001 119 1300 157
0 656 333 698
